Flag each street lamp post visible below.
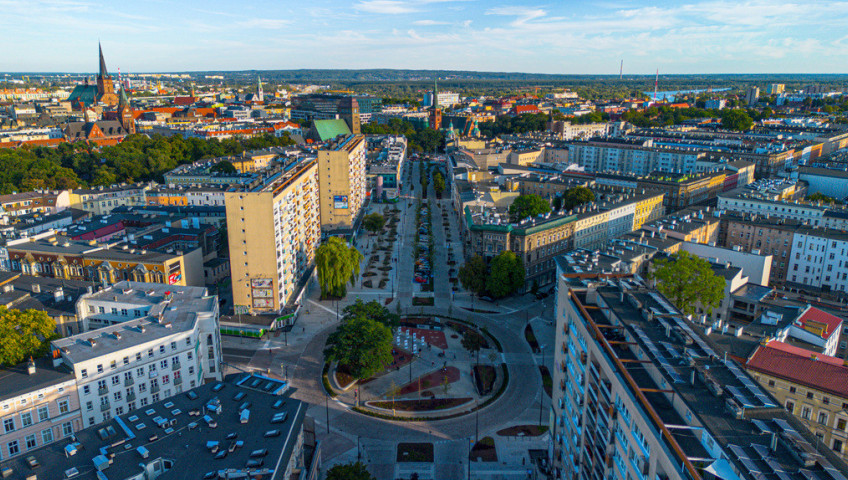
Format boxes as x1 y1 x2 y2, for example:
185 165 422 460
325 394 330 434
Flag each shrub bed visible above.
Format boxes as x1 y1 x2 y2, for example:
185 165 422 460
370 397 471 412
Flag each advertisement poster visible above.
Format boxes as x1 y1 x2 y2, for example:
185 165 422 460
251 278 273 288
333 195 349 209
168 272 182 285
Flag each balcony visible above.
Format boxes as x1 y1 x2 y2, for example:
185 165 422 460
100 402 110 412
174 376 182 384
127 392 136 402
172 362 181 372
98 386 109 396
124 377 134 387
151 384 160 394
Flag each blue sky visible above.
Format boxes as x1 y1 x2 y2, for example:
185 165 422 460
2 0 846 73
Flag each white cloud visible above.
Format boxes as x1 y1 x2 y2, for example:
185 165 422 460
413 19 449 25
237 18 291 29
354 0 418 14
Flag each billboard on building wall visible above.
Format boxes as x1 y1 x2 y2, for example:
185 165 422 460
333 195 349 209
168 272 182 284
251 278 273 288
252 298 274 308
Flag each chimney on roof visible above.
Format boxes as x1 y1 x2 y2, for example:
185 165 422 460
32 283 40 293
27 357 36 375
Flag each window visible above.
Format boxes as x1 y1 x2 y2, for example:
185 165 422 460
185 338 191 346
96 364 103 373
110 360 117 370
7 440 19 456
25 434 36 450
170 341 177 351
81 369 88 378
790 386 797 394
37 405 49 422
160 360 168 369
768 380 775 387
819 412 829 425
838 418 847 431
802 406 812 420
58 399 69 414
111 376 120 386
136 368 144 377
807 392 814 399
823 396 830 405
148 349 153 358
82 384 90 395
113 392 122 402
786 401 795 413
136 353 142 361
123 357 129 365
159 345 165 354
86 401 92 411
3 418 15 433
62 422 73 437
140 398 148 407
834 439 844 454
41 429 53 444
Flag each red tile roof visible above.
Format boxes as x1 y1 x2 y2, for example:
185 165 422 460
796 306 843 340
746 340 848 398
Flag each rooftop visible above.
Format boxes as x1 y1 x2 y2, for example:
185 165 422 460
571 282 848 480
746 340 848 399
0 357 74 403
0 374 305 480
52 281 215 363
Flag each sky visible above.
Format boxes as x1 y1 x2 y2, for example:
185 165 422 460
1 0 847 74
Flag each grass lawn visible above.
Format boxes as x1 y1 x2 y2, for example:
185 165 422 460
397 442 434 462
524 324 540 352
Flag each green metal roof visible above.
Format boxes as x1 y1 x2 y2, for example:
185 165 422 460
312 119 351 141
67 85 98 107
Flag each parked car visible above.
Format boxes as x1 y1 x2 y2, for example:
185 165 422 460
480 296 494 302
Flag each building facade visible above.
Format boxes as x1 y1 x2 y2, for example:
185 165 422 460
317 135 367 233
53 281 222 427
226 158 320 313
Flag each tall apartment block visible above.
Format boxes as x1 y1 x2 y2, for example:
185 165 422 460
550 267 848 480
225 157 320 313
318 134 367 234
51 281 222 428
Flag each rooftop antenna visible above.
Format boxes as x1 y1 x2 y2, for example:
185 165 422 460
619 60 623 80
654 68 659 103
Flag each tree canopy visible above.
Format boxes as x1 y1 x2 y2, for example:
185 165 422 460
649 251 725 316
461 330 485 365
459 255 488 296
326 462 375 480
362 213 386 235
720 109 754 131
432 171 445 195
557 186 595 211
210 160 237 175
324 316 393 379
0 132 295 194
509 194 551 222
341 298 400 329
316 237 363 299
0 307 58 366
486 251 526 298
361 118 444 153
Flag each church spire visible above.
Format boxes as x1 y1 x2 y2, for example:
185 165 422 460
98 42 108 78
118 86 129 108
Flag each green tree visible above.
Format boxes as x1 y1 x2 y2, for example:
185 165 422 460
210 160 237 174
508 194 551 222
720 109 754 131
316 237 363 299
461 330 485 366
324 316 393 379
559 186 595 211
486 251 525 298
0 307 58 366
808 192 842 205
326 462 375 480
433 172 445 195
362 213 386 235
459 255 488 296
649 251 725 316
342 298 400 329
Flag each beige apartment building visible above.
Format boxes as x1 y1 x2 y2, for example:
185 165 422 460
317 134 367 233
746 340 848 461
226 158 320 313
0 359 82 462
